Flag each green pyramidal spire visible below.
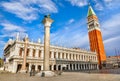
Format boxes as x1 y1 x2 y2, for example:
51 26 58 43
87 4 96 17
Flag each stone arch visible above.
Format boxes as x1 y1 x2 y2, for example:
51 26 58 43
82 64 84 70
66 65 69 70
26 63 29 73
49 65 52 70
31 65 35 71
58 65 61 70
38 65 41 72
70 64 72 70
16 64 22 73
73 64 75 70
54 65 56 71
76 64 79 70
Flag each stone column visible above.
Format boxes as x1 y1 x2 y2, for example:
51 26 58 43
20 35 29 73
64 53 66 59
94 64 96 69
56 65 58 71
88 64 90 70
68 64 70 70
56 52 58 59
12 61 17 73
51 65 54 71
60 52 62 59
35 64 38 71
71 54 73 60
81 64 83 70
78 64 80 70
68 53 70 60
35 49 39 58
72 64 74 70
29 63 31 72
77 55 79 61
60 65 62 71
51 51 54 59
83 55 85 61
75 64 77 70
83 64 86 70
43 16 52 71
75 55 77 60
91 64 93 70
41 65 43 70
41 15 54 77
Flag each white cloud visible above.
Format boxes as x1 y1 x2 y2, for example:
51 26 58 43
104 36 120 44
104 0 120 9
1 0 58 21
1 1 38 21
104 0 112 2
103 14 120 27
68 19 75 24
0 21 26 40
0 41 6 45
104 36 120 56
101 13 120 38
93 0 104 11
0 40 5 57
66 0 88 7
101 13 120 56
1 22 25 32
94 3 104 10
94 0 120 11
50 18 89 48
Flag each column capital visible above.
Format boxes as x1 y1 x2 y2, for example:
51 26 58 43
42 14 54 27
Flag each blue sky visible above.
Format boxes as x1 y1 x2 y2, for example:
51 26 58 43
0 0 120 57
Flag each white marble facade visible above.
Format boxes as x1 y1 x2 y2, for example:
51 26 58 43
4 38 98 73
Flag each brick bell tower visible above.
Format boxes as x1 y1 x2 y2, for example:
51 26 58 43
87 4 106 69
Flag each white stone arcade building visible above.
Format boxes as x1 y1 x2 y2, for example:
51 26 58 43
3 36 98 73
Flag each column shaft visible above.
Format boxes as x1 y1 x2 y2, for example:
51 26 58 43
44 26 50 71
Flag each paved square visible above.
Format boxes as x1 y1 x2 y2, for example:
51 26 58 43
0 72 120 81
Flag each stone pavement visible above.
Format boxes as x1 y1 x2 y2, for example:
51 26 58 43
0 71 120 81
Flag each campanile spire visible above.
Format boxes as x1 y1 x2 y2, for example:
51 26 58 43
87 4 106 69
87 4 96 17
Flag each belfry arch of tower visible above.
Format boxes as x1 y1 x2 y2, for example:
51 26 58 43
87 4 106 69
